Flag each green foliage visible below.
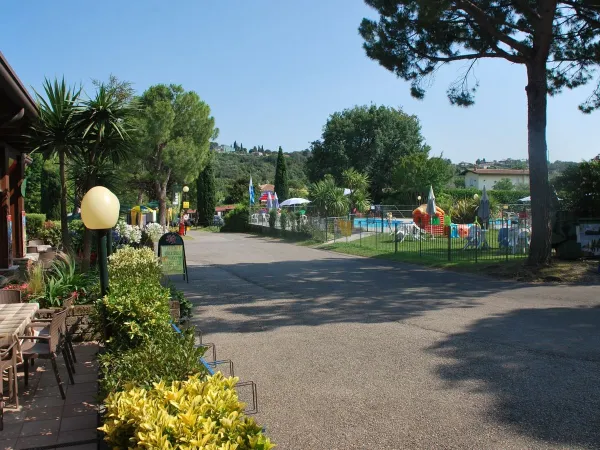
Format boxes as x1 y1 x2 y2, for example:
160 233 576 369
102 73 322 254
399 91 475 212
221 204 250 233
309 175 349 217
100 373 274 450
442 188 530 206
44 253 96 307
102 247 171 350
169 284 193 323
24 153 43 212
306 105 429 201
493 178 515 191
98 327 206 396
280 210 288 231
342 168 371 213
26 213 46 239
40 160 61 220
40 221 62 247
268 209 277 229
449 199 478 224
274 146 289 201
196 157 216 227
68 220 85 254
555 159 600 217
392 153 454 193
135 84 217 225
224 177 249 205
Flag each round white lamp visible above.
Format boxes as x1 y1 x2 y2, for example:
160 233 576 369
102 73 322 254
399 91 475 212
182 185 190 193
81 186 120 230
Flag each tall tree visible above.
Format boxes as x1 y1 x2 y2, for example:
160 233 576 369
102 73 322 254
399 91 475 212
392 153 454 193
359 1 600 265
24 152 43 213
233 141 238 151
274 146 289 201
306 105 429 202
40 158 61 220
135 84 216 225
75 83 132 269
342 168 371 213
29 78 82 251
197 157 216 226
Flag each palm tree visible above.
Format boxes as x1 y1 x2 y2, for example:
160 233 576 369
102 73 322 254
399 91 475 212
29 78 82 252
75 83 132 269
310 175 349 217
342 168 371 213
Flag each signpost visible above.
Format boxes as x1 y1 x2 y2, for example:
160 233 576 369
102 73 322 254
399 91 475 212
158 232 188 282
183 201 190 209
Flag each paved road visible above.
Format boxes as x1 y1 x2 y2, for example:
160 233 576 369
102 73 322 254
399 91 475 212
177 231 600 450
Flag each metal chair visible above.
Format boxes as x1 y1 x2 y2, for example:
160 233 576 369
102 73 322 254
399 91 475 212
30 297 77 365
19 308 74 399
0 289 21 305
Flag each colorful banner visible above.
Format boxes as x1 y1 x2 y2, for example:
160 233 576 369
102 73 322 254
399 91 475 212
339 220 352 237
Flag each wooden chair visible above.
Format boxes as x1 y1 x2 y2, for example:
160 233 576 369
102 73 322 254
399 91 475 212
0 338 19 430
0 289 21 305
19 308 74 399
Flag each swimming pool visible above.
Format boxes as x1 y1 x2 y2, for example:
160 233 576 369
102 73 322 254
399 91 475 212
353 218 413 229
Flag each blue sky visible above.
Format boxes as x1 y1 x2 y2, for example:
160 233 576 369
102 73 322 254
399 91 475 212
2 1 598 162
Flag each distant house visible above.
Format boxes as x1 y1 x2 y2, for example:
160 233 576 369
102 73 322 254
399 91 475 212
259 184 274 193
462 169 529 190
222 145 235 153
215 205 236 217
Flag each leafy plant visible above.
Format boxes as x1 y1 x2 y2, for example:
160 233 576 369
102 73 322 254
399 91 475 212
98 327 206 396
25 263 46 302
268 209 277 229
40 221 62 247
280 210 288 231
100 372 274 450
221 204 249 232
169 284 192 322
68 220 85 254
309 175 349 217
45 252 94 307
449 199 477 224
26 213 46 239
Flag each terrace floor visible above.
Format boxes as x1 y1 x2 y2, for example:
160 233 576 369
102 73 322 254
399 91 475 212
1 342 99 450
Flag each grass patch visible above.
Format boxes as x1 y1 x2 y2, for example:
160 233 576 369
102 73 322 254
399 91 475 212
194 226 221 233
322 240 600 284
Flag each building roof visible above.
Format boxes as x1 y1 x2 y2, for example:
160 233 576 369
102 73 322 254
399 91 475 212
0 51 38 151
463 169 530 176
259 184 274 192
215 205 236 213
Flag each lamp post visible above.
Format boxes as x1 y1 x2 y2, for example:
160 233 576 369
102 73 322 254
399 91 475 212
417 195 422 205
81 186 120 297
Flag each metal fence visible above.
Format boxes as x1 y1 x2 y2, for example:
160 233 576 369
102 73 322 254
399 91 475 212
249 206 532 263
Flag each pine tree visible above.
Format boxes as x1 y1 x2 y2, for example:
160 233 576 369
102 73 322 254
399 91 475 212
197 158 216 227
233 141 238 151
274 146 289 201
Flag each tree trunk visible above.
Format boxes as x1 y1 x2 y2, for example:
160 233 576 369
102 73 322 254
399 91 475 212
81 175 96 272
526 62 552 266
137 190 143 206
58 151 70 253
155 181 168 227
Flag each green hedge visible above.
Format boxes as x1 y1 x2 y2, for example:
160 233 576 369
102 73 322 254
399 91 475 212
26 213 46 239
441 188 530 205
221 204 250 232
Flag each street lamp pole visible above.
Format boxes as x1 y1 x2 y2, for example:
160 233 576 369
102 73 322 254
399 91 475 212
81 187 120 341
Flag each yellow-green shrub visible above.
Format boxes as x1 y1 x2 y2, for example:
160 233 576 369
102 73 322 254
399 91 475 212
109 246 163 294
100 373 275 450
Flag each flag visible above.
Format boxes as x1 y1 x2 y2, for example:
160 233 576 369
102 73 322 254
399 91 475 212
249 177 255 205
274 192 280 209
267 192 273 210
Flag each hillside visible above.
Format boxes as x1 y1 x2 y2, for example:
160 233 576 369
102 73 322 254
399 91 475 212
213 151 310 201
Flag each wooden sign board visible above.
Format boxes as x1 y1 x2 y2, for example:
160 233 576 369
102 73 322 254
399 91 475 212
158 232 188 282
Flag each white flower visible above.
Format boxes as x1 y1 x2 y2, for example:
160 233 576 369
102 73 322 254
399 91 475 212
128 225 142 244
145 222 165 243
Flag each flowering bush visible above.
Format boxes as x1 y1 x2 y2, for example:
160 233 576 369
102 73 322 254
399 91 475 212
40 221 61 247
100 373 274 450
114 220 143 246
145 222 166 243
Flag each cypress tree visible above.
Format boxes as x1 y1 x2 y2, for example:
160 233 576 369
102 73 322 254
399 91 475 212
274 146 289 201
197 158 216 227
40 160 61 220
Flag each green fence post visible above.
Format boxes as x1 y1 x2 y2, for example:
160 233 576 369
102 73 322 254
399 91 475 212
448 227 451 261
419 223 422 258
325 217 328 242
505 216 509 262
395 223 398 254
475 225 478 263
360 227 362 247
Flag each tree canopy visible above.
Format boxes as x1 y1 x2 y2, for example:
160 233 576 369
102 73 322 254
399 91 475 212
359 1 600 264
306 105 430 202
134 84 216 225
493 178 516 191
555 158 600 217
274 146 289 201
392 153 454 194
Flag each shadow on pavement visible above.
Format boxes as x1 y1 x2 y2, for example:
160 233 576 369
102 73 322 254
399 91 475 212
184 257 523 334
430 306 600 447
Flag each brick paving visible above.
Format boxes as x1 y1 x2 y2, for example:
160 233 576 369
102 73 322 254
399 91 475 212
1 342 98 450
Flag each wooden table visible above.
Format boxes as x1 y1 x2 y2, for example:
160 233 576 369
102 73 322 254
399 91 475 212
0 303 39 346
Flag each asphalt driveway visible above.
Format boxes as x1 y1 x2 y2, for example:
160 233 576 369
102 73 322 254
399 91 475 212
177 231 600 450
